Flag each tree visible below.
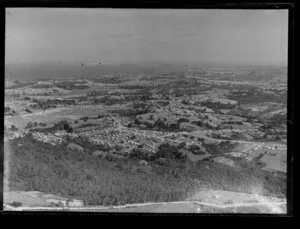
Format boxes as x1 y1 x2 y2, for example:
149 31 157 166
10 125 18 131
4 106 11 113
128 148 149 160
177 118 189 123
177 142 186 149
25 121 33 129
188 144 205 155
154 119 167 130
169 123 179 130
81 116 89 122
195 121 203 127
156 143 184 160
182 100 189 105
97 114 104 119
63 123 73 133
140 90 152 102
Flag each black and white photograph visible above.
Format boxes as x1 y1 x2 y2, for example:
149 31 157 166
3 7 290 214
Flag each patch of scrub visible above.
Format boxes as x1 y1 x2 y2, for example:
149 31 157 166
181 150 211 162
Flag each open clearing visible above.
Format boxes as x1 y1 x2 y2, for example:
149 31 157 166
4 189 286 213
5 105 108 129
260 151 286 172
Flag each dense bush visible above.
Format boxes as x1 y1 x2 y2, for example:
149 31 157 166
201 101 236 110
91 77 122 84
25 122 33 129
52 121 73 133
6 82 35 89
31 99 57 110
269 113 287 126
152 119 173 131
31 84 53 89
25 108 32 113
4 106 11 113
64 124 73 133
157 101 170 107
5 133 286 206
76 123 95 129
112 108 146 117
9 125 18 131
177 142 187 149
156 143 185 160
177 118 189 123
192 161 286 197
6 135 196 205
46 99 76 106
80 116 89 122
228 89 286 104
139 90 152 102
202 141 239 155
188 144 205 155
67 135 111 154
35 120 73 133
132 102 150 115
169 122 180 130
92 95 123 106
55 81 89 90
128 148 150 160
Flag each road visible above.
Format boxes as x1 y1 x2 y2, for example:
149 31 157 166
4 190 287 213
4 199 286 213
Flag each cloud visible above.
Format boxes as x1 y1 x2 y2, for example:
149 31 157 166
109 33 133 38
128 37 175 46
175 32 198 37
148 40 173 46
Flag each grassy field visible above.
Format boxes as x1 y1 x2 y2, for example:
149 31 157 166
4 105 109 130
5 134 286 206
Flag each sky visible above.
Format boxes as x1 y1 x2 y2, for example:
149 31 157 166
5 8 288 65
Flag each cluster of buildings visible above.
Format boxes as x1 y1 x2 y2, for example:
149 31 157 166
32 132 64 145
4 68 287 167
4 131 27 142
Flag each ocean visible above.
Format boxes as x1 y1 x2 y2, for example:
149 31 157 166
5 62 179 81
5 62 120 81
4 62 205 81
6 62 285 82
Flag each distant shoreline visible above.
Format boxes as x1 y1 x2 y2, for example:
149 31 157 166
5 62 287 82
